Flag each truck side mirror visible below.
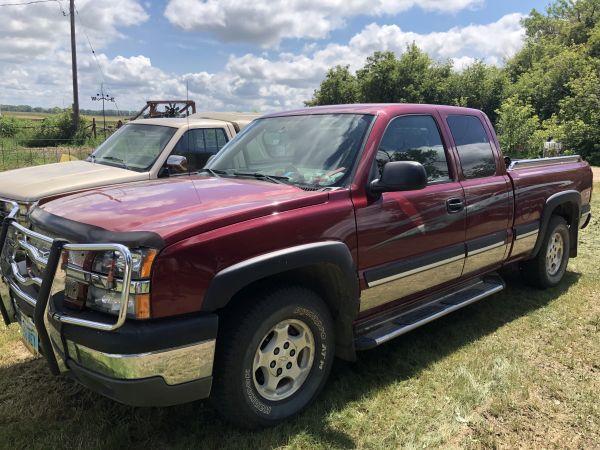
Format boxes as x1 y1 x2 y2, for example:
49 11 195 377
369 161 428 196
159 155 189 177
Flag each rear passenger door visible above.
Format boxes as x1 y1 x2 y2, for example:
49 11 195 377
443 113 512 276
356 114 466 312
170 128 229 174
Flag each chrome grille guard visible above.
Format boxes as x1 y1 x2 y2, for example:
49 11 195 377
1 219 134 332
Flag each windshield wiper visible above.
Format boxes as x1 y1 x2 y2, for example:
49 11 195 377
100 156 125 164
232 171 290 185
98 155 129 169
199 168 227 177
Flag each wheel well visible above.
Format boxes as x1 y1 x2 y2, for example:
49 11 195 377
552 202 576 227
549 201 579 256
216 263 358 361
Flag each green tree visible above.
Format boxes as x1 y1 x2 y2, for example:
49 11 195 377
355 51 401 103
450 62 508 122
496 97 541 157
558 67 600 164
305 65 358 106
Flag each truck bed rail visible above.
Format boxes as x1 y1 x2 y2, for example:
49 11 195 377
508 155 582 170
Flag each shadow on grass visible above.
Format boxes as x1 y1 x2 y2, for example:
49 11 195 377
0 271 581 449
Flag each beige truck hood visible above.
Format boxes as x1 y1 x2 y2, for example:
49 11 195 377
0 161 150 202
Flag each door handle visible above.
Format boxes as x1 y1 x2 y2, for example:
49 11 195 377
446 198 464 213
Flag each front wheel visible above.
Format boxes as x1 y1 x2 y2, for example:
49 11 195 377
522 216 570 288
210 286 334 428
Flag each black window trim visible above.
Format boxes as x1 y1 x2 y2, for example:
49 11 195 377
446 113 498 180
371 113 456 185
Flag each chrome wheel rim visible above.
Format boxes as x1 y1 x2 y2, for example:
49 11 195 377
546 231 564 276
252 319 315 401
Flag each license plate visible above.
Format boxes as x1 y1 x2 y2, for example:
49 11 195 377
18 314 39 355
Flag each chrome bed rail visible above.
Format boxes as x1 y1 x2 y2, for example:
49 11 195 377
508 155 582 170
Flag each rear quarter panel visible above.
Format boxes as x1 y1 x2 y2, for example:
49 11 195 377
509 161 593 229
507 161 592 261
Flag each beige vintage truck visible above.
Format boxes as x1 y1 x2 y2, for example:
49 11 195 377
0 112 260 225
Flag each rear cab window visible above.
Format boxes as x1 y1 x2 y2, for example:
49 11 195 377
446 115 497 179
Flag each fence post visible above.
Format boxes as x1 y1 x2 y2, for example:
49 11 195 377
92 118 97 139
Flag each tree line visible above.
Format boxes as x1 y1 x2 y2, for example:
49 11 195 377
306 0 600 165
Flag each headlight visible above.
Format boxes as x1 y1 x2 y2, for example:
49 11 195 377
62 248 157 319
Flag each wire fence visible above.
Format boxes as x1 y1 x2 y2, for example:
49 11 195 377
0 138 94 171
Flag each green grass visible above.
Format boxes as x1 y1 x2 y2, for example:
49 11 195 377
0 142 93 171
3 111 124 123
0 189 598 448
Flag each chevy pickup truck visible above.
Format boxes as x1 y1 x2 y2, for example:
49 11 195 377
0 111 260 226
0 104 593 428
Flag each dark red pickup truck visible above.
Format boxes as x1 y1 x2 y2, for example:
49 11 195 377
0 104 593 427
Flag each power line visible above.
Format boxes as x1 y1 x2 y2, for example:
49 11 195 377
0 0 57 7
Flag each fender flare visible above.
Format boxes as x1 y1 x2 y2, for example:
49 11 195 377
202 241 359 312
532 190 581 258
201 241 360 360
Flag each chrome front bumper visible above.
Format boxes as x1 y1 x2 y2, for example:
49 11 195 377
66 339 216 385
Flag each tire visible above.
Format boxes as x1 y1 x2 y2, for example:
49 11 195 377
210 286 335 428
522 215 570 288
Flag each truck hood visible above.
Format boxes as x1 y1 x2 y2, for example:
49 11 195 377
0 161 148 202
37 175 329 246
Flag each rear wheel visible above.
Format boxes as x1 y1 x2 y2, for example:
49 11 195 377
522 216 570 288
210 286 334 428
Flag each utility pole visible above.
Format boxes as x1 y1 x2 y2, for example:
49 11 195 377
69 0 80 131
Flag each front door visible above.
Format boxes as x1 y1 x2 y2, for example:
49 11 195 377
356 114 467 313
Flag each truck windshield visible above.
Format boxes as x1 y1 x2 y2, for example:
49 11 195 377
207 113 374 187
89 124 177 172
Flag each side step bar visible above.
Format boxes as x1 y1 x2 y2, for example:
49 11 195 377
355 274 505 350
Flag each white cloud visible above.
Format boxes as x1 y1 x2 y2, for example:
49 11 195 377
164 0 483 47
349 13 525 65
0 0 147 62
0 0 149 107
1 8 526 113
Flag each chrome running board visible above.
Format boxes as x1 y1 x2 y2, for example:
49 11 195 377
355 274 505 350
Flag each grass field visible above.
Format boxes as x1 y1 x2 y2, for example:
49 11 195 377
0 186 598 448
3 111 124 123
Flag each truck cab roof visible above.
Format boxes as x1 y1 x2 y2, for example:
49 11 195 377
133 111 262 131
264 103 485 118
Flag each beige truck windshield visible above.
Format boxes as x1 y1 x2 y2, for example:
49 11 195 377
90 124 177 171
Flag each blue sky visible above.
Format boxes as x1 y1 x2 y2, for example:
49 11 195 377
0 0 552 111
108 0 549 75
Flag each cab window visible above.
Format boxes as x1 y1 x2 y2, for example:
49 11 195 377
375 115 451 183
447 115 497 179
171 128 229 173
